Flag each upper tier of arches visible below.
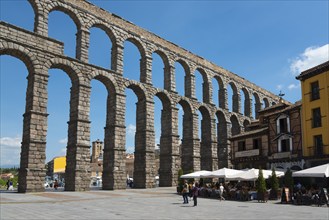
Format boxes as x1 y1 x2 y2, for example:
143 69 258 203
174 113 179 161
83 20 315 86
19 0 283 119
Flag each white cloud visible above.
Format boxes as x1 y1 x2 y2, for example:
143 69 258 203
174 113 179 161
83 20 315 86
127 124 136 136
0 136 21 166
58 138 67 144
290 44 329 75
276 84 283 91
288 83 300 90
0 136 21 147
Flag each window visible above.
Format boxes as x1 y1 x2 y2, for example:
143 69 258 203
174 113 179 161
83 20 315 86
312 108 322 128
310 81 320 101
279 118 288 133
280 139 290 152
238 141 246 151
253 139 261 149
314 135 323 155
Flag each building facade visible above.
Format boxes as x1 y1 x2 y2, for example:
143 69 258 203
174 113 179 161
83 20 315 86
230 101 303 171
46 156 66 182
266 101 303 171
296 61 329 167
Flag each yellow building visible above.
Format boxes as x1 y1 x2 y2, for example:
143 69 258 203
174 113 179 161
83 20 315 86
47 156 66 181
296 61 329 167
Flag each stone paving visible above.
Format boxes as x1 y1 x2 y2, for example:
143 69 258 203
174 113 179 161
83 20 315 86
1 187 328 220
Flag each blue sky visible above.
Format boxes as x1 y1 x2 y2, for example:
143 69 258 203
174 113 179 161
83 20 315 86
1 0 328 167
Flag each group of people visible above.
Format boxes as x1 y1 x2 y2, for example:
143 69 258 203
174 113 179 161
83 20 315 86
181 180 200 206
292 182 329 206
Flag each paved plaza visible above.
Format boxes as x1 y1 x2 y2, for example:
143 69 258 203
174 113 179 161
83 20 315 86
1 187 328 220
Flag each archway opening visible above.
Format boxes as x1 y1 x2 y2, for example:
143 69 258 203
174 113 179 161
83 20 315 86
89 27 113 69
195 69 203 103
125 89 137 182
212 78 220 107
0 55 28 167
89 79 107 184
175 61 186 97
48 10 77 58
0 0 34 31
152 52 165 90
46 68 71 185
123 40 141 82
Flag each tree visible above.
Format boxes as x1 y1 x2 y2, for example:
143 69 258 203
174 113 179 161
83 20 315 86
257 169 267 193
256 169 267 202
269 167 279 199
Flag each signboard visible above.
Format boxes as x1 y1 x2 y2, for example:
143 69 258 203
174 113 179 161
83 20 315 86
235 149 259 158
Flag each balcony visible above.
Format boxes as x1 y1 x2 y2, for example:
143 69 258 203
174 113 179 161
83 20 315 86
307 146 324 157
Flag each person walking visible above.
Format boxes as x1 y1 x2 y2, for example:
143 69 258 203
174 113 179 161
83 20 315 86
54 179 59 190
8 180 14 190
182 180 189 204
219 183 225 201
192 182 199 206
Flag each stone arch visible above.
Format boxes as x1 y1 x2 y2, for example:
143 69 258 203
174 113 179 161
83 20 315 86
47 3 82 31
0 47 37 74
243 119 251 132
155 91 178 186
46 3 84 60
194 67 210 103
152 49 170 89
125 81 155 188
227 81 239 113
125 37 146 59
198 105 214 170
230 114 241 136
46 59 90 191
27 0 39 32
45 58 81 85
263 97 270 108
253 92 261 119
89 70 124 190
91 71 118 97
175 58 191 97
88 22 118 70
241 87 251 117
213 75 226 109
123 37 147 83
216 110 230 168
0 47 46 192
177 98 198 173
125 81 147 101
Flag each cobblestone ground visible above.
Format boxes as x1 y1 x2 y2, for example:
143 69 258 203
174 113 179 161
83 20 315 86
1 187 328 220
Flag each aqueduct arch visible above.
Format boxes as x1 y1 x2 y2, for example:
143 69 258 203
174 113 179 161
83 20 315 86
0 0 286 192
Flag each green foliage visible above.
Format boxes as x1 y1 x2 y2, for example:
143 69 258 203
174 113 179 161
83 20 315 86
0 178 7 187
0 167 19 188
256 169 267 193
284 168 294 190
270 167 279 191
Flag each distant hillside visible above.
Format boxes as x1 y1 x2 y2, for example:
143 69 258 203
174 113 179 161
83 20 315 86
0 164 20 169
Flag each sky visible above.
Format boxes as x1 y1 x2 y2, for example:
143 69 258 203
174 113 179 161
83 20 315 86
0 0 328 167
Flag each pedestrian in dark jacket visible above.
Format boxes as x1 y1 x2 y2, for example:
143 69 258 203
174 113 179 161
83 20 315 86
192 182 199 206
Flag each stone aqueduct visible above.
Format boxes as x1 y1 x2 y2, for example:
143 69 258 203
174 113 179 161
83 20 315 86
0 0 284 192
